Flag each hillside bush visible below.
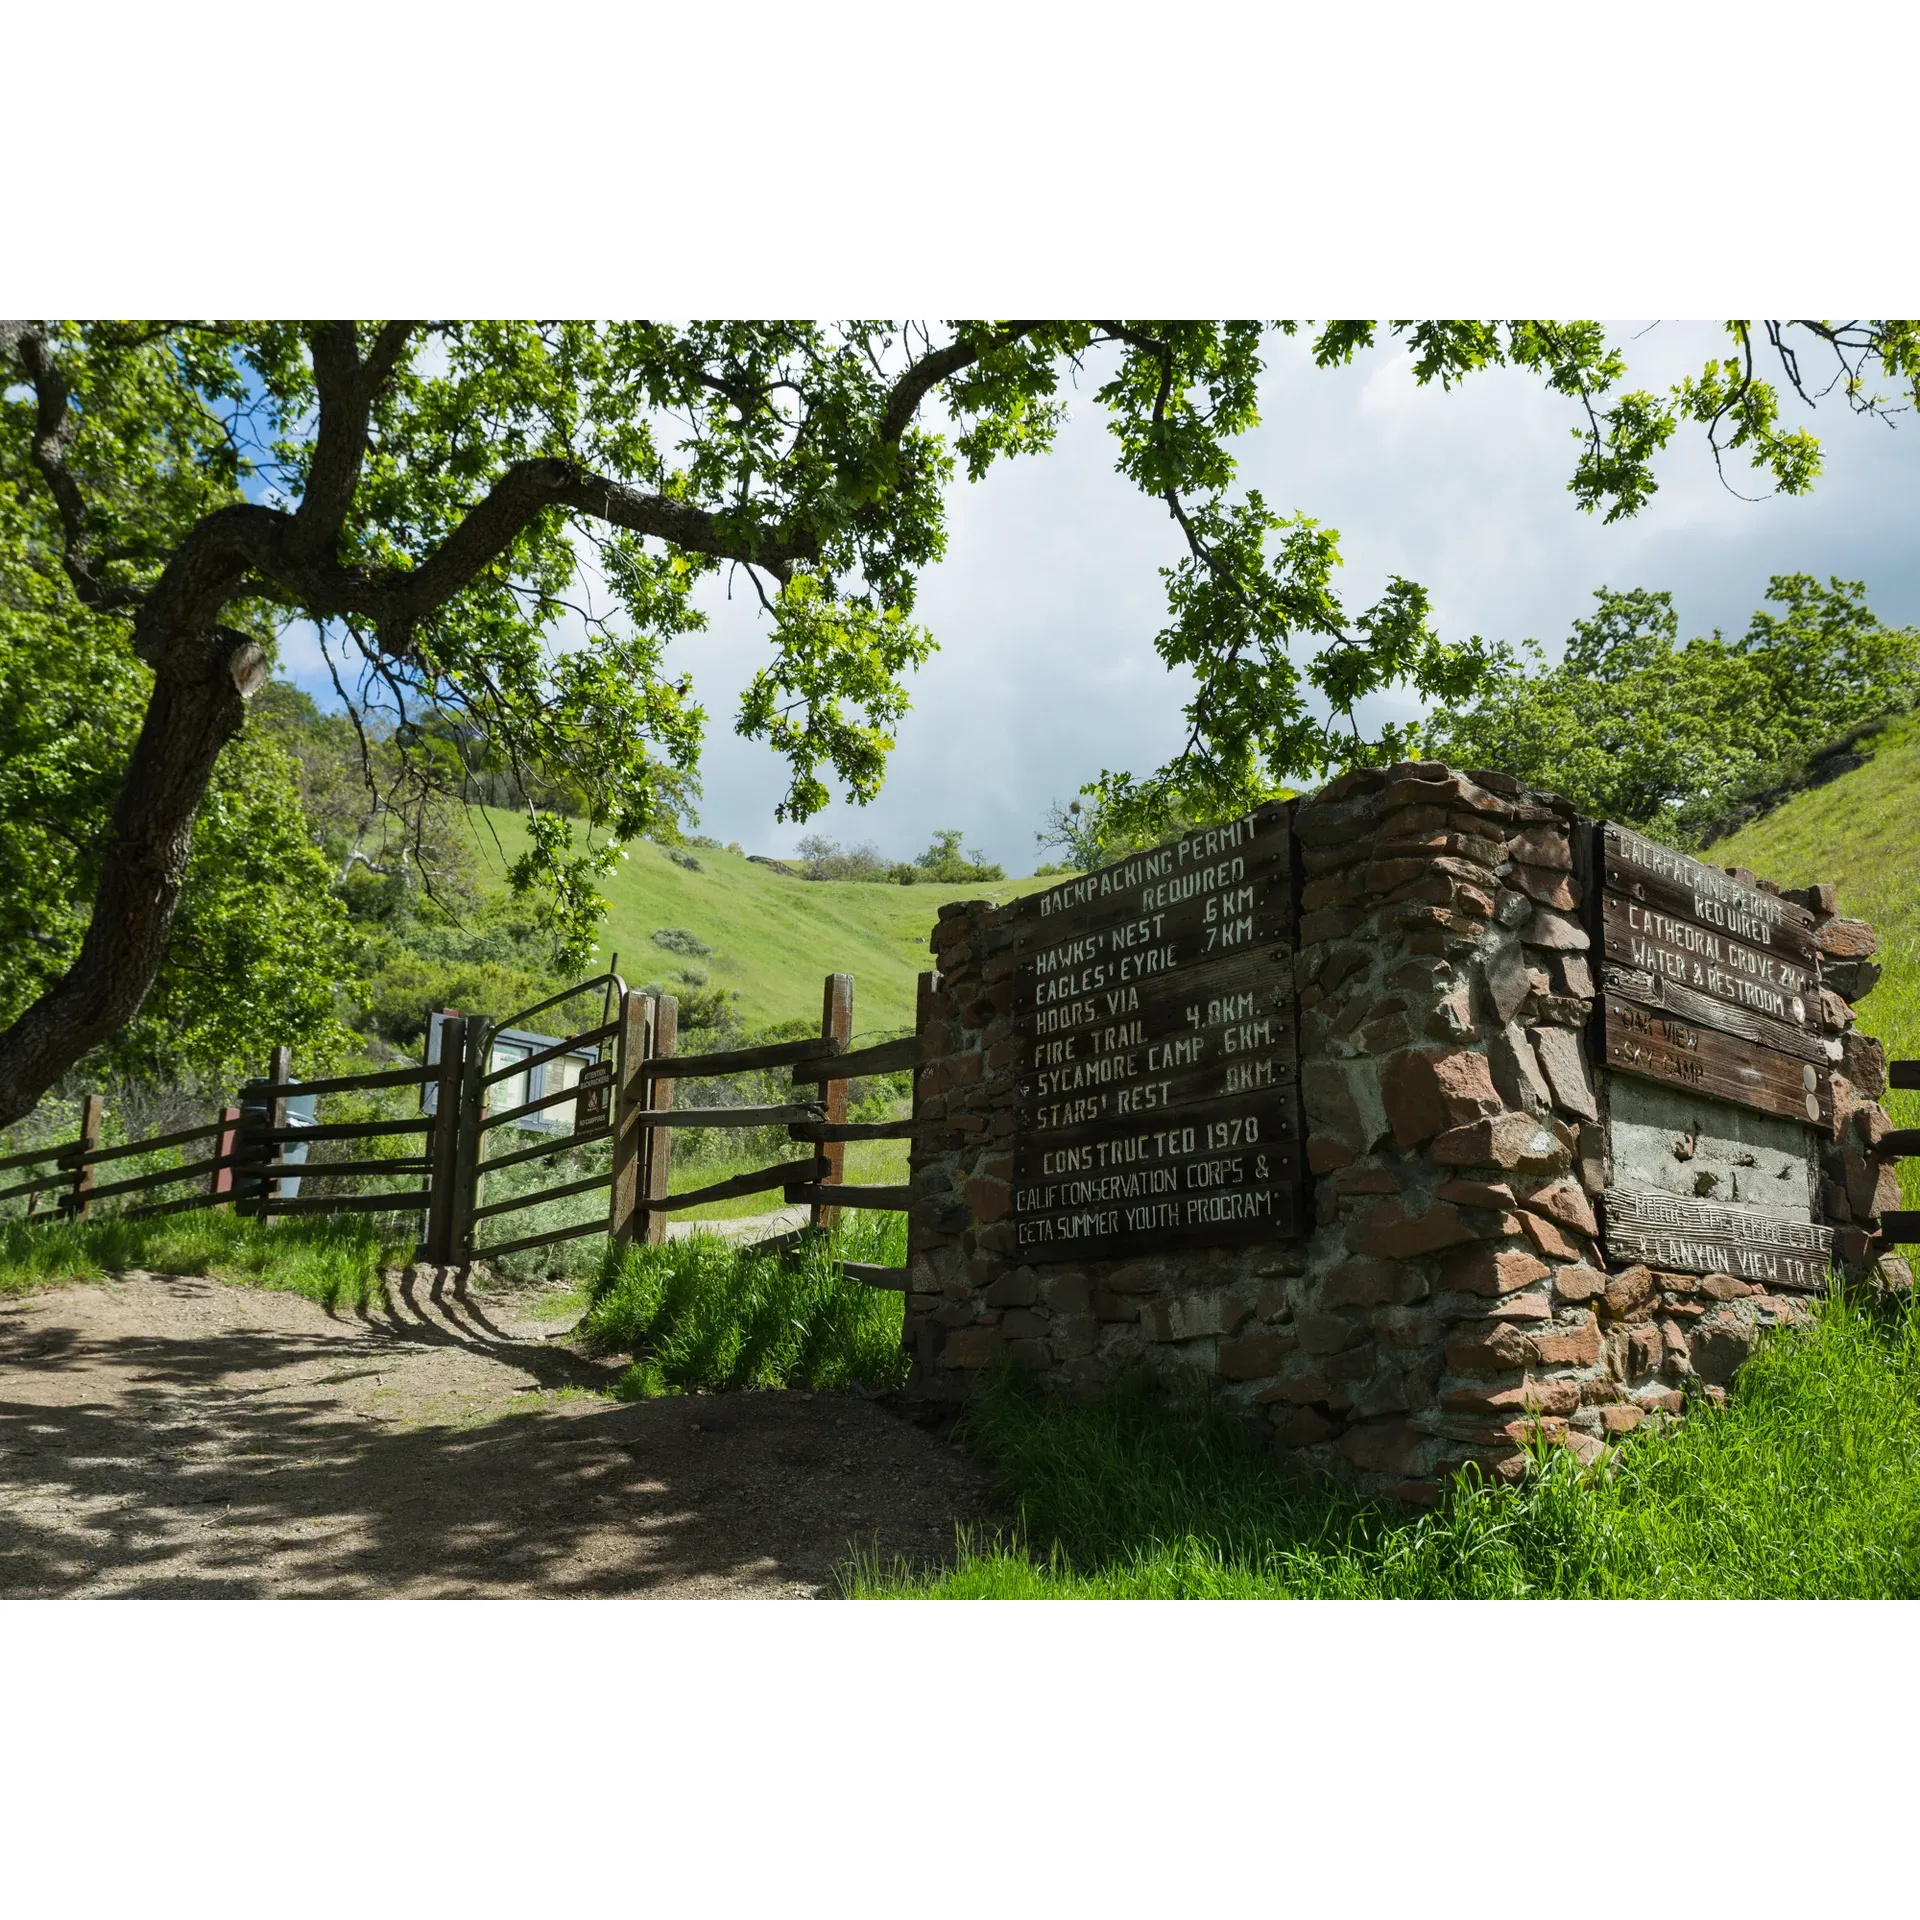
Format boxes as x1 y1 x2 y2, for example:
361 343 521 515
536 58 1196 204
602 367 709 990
650 927 712 958
1425 576 1920 845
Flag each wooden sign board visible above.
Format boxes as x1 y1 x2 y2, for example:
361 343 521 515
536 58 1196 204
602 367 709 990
1011 1091 1302 1264
1018 948 1296 1132
1598 822 1835 1283
1601 827 1819 970
1602 1185 1834 1293
1601 894 1815 1033
999 803 1303 1263
1603 998 1831 1128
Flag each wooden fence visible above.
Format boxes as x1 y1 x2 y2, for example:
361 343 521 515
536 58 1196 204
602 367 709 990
0 968 926 1291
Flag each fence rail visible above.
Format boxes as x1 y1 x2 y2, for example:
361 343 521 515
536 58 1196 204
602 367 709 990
0 966 931 1293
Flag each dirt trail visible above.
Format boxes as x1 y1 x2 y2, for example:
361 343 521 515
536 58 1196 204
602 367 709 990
0 1270 986 1598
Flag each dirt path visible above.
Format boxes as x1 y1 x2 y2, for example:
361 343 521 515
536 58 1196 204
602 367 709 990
0 1270 987 1598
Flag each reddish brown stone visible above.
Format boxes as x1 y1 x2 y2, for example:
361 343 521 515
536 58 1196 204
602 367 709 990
1524 1177 1599 1237
1625 1322 1663 1374
1604 1264 1656 1320
1277 1406 1337 1448
1510 863 1578 909
1295 1311 1364 1355
1509 824 1572 870
1819 917 1878 959
1844 1030 1889 1099
1479 1290 1552 1320
1544 1272 1604 1317
1307 1133 1358 1173
1379 1047 1502 1147
919 1051 983 1098
1444 1377 1581 1416
1432 1113 1567 1171
1529 1316 1602 1366
1334 1163 1400 1195
998 1309 1050 1340
1372 1305 1435 1348
1435 1177 1517 1209
1337 1422 1425 1477
1037 1270 1090 1313
963 1175 1011 1223
982 1271 1038 1308
1600 1404 1645 1436
1517 1211 1580 1260
1220 1330 1293 1380
1445 1322 1530 1373
1048 1315 1099 1360
1438 1245 1550 1296
1699 1272 1755 1302
1346 1197 1475 1258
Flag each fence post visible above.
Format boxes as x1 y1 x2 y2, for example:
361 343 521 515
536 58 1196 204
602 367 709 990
423 1016 467 1264
907 969 935 1275
450 1017 491 1265
68 1095 104 1221
211 1105 241 1207
640 994 678 1247
609 989 653 1252
264 1045 292 1212
812 973 854 1233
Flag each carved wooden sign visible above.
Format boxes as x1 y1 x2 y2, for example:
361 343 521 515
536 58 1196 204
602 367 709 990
1602 1186 1834 1293
1599 827 1830 1122
1598 823 1833 1290
1602 998 1831 1128
999 803 1302 1262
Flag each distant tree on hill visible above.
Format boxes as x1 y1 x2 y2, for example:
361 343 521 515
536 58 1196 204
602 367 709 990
1424 575 1920 844
793 833 891 881
913 830 1004 884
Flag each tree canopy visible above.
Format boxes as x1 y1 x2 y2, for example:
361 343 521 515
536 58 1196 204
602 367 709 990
1423 575 1920 843
3 317 1916 1121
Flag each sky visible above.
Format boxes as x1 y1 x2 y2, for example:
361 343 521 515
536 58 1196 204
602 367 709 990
277 322 1920 875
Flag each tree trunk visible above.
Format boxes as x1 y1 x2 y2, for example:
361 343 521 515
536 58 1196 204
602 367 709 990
0 658 247 1126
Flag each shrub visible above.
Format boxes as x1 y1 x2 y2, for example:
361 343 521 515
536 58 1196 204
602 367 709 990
651 926 712 958
579 1215 910 1395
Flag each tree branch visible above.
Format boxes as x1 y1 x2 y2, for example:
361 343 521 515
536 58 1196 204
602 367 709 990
294 321 416 554
878 322 1048 443
0 323 144 615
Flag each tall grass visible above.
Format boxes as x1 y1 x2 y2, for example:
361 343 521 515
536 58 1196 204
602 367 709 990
851 1288 1920 1598
0 1208 411 1314
579 1212 910 1396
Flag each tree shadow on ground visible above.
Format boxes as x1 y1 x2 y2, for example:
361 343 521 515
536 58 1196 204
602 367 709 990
0 1276 985 1598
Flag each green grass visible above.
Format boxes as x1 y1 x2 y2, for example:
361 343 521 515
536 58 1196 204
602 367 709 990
578 1212 910 1396
0 1208 412 1314
469 808 1059 1036
1712 714 1920 1206
850 1290 1920 1597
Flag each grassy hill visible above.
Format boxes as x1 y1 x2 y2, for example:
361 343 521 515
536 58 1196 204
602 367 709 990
468 809 1057 1040
1711 715 1920 1208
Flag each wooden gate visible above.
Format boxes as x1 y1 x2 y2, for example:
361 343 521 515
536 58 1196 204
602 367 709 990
0 969 928 1294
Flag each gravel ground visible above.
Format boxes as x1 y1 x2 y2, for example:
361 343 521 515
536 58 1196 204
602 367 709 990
0 1268 987 1599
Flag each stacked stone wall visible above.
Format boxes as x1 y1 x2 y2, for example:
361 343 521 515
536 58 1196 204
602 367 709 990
904 761 1908 1500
